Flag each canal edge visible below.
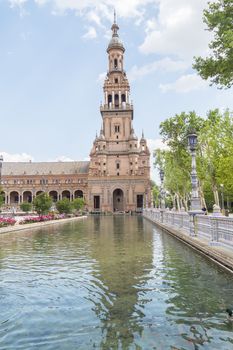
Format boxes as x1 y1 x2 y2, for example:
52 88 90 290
0 216 88 235
143 215 233 274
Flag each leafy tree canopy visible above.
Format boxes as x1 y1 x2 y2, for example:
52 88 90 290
20 202 32 213
193 0 233 88
72 198 85 211
33 193 52 215
56 198 72 214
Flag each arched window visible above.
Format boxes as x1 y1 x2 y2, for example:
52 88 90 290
115 94 119 107
121 94 126 103
108 94 112 106
114 59 118 69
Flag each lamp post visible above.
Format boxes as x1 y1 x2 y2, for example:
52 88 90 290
159 168 165 210
187 130 203 236
187 130 202 211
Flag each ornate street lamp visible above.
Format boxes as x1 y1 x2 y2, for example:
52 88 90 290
187 130 203 236
159 168 165 210
187 130 202 211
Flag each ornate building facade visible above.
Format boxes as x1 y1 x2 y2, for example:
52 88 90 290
0 19 151 212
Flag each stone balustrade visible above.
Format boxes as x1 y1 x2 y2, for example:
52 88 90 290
143 208 233 250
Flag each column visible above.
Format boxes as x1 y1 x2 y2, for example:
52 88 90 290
105 91 107 105
112 91 115 106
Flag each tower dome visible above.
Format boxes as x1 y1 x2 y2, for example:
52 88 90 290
107 12 125 53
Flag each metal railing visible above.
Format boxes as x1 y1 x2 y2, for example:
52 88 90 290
143 208 233 250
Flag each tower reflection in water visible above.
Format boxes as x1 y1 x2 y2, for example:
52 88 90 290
87 215 154 349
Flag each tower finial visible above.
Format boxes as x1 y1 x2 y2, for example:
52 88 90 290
114 9 116 24
142 129 144 139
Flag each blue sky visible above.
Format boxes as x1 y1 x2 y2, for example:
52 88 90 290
1 0 233 180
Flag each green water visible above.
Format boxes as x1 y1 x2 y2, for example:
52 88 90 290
0 216 233 350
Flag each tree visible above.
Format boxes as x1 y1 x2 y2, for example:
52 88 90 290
20 202 32 213
0 190 4 210
56 198 72 214
156 112 204 210
33 193 52 215
193 0 233 88
154 109 233 211
72 198 85 211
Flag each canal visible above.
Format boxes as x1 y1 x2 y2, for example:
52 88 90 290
0 216 233 349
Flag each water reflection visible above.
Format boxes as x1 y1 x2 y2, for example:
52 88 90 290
0 216 232 349
87 216 153 349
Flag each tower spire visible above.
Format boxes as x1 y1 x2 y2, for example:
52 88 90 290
114 9 116 24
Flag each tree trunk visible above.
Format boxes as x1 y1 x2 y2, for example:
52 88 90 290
175 193 181 211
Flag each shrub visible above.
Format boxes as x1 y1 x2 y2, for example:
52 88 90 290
0 217 16 227
20 202 32 213
72 198 85 211
56 198 72 214
33 193 52 215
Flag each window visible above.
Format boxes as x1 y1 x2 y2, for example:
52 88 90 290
114 58 118 68
116 163 120 169
115 78 118 83
114 125 120 133
117 172 119 176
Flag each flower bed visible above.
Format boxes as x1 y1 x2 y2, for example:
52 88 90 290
19 214 66 225
0 217 16 227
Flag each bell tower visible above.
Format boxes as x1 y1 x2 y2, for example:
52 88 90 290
101 12 133 141
88 15 151 212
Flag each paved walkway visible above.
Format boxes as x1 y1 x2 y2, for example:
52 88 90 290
144 215 233 273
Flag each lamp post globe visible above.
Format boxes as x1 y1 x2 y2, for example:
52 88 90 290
188 130 197 152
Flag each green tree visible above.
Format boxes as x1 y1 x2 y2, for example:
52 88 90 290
56 198 72 214
155 112 204 210
33 193 52 215
150 180 160 208
198 109 233 208
20 202 32 213
154 109 233 211
0 187 4 209
72 198 85 211
193 0 233 88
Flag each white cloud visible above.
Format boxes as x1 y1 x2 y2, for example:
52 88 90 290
147 138 168 155
0 152 34 162
159 73 208 93
97 72 106 85
52 155 75 162
140 0 211 60
128 57 189 81
33 0 154 20
147 138 168 182
8 0 29 16
82 26 97 40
